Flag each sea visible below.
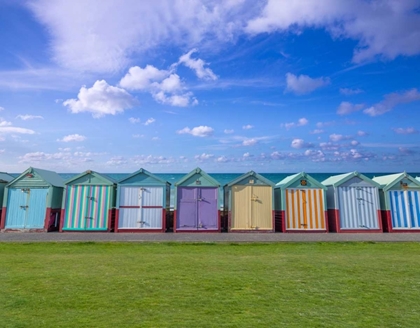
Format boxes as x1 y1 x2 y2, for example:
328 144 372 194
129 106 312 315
43 172 420 209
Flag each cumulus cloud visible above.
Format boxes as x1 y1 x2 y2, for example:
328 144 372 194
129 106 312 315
16 115 44 120
357 130 368 137
178 49 217 81
337 102 364 115
364 88 420 116
195 153 214 161
242 124 253 130
243 138 258 146
392 127 418 135
246 0 420 63
224 129 234 134
282 117 308 129
120 65 197 107
132 155 175 165
291 138 313 149
63 80 138 118
310 129 324 134
177 125 214 137
106 156 128 166
57 134 86 142
144 118 155 125
285 73 330 95
129 117 141 124
340 88 363 96
329 134 352 142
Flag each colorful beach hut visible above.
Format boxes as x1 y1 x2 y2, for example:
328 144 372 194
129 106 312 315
223 171 274 232
115 168 170 233
373 172 420 232
275 172 328 232
0 172 14 222
322 172 382 233
60 170 116 232
224 171 275 232
1 167 64 231
174 168 220 232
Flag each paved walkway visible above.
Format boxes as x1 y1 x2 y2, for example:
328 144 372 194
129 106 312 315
1 232 420 242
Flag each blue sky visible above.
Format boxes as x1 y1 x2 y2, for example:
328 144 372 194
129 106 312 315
0 0 419 173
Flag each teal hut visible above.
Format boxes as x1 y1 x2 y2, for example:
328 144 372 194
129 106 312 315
116 168 171 233
60 170 117 232
1 167 64 231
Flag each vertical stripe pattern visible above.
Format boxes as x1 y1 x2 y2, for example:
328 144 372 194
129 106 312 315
285 189 325 230
63 185 111 230
389 190 420 229
338 186 379 230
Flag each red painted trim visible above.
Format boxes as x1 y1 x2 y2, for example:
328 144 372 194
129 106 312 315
114 208 120 232
227 211 232 233
377 209 383 232
162 209 166 232
44 208 51 231
173 209 177 232
381 210 391 232
108 208 115 232
59 209 65 233
0 207 6 230
327 209 339 233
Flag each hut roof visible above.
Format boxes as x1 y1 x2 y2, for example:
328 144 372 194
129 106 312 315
64 170 116 185
275 172 326 190
372 172 420 191
322 171 380 187
7 167 64 188
0 172 14 183
224 171 274 187
118 168 170 185
175 167 220 187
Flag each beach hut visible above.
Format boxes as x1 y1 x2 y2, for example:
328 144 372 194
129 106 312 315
373 172 420 232
224 171 275 232
60 170 116 232
275 172 328 232
0 172 14 222
322 172 382 233
174 168 220 232
0 167 64 231
115 168 170 233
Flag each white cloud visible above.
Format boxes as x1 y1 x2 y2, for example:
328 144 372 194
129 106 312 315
119 65 169 90
0 106 4 111
63 80 138 118
16 114 44 120
177 125 214 137
285 73 330 95
310 129 324 134
57 134 86 142
329 134 352 142
224 129 234 134
364 89 420 116
216 155 229 163
129 117 141 124
392 127 418 135
151 137 160 141
132 155 175 165
243 138 257 146
0 119 35 135
246 0 420 63
0 119 12 127
357 130 368 137
242 124 253 130
340 88 363 96
291 138 313 149
337 102 364 115
106 156 128 166
282 117 308 129
316 121 335 128
144 118 155 126
178 49 217 81
195 153 214 161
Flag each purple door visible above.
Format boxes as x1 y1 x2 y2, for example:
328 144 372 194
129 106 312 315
198 188 218 230
177 188 197 230
177 187 218 231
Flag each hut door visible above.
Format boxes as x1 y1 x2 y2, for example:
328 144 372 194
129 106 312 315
5 188 47 229
390 191 420 229
250 186 272 230
286 189 325 230
231 186 251 229
197 188 218 230
140 187 163 229
177 187 198 229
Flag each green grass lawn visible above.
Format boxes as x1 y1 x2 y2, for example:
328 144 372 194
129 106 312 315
1 242 419 327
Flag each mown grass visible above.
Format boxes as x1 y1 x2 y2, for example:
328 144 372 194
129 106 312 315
1 242 419 327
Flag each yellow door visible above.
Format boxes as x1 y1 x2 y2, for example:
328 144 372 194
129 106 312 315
251 186 273 230
231 185 251 229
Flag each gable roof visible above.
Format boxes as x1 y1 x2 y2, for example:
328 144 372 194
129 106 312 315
372 172 420 191
7 167 64 188
175 167 220 186
225 171 274 187
275 172 326 190
0 172 14 183
118 168 170 185
322 171 380 187
64 170 117 185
